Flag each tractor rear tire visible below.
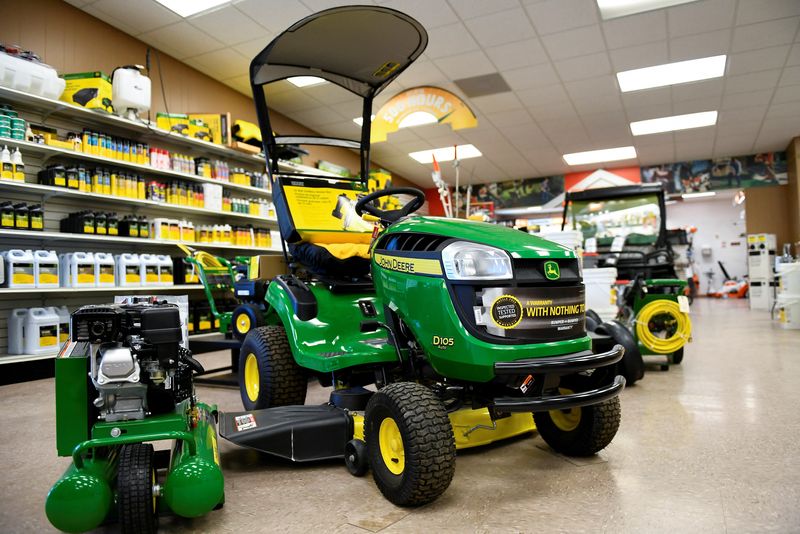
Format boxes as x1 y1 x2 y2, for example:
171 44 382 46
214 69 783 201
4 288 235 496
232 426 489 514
365 382 455 506
585 309 603 329
118 443 157 534
231 303 265 341
534 395 621 457
671 347 684 364
239 325 307 410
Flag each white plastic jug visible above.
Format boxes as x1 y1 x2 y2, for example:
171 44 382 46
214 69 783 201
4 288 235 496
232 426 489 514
776 295 800 330
776 262 800 296
583 267 619 322
2 249 35 288
34 250 60 288
60 252 95 287
7 308 28 355
94 252 116 287
115 253 141 286
24 307 60 355
47 305 70 345
140 254 160 286
156 254 174 286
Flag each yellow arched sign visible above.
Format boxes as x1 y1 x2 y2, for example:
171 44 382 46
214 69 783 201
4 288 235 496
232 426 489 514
371 86 478 143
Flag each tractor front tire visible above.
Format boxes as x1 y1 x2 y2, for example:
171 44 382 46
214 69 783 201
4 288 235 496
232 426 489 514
239 325 307 410
231 303 265 341
117 443 157 534
671 347 684 364
534 396 621 457
365 382 455 506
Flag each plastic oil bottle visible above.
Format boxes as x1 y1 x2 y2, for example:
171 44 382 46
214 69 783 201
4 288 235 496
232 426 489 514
94 252 115 287
60 252 95 287
156 254 174 286
24 307 60 355
1 145 12 180
2 249 35 288
139 254 160 286
48 305 70 345
115 253 141 286
33 249 60 288
11 147 24 182
7 309 29 354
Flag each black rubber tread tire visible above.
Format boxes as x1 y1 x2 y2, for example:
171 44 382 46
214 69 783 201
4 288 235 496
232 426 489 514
231 303 265 341
238 325 307 410
671 347 684 364
365 382 456 506
596 320 644 385
344 439 369 477
585 309 603 328
118 443 157 534
534 396 621 457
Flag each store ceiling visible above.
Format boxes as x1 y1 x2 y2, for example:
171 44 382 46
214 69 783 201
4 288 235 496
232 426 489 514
67 0 800 186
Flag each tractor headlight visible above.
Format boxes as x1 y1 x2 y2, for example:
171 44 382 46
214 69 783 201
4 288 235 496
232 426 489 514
441 242 513 280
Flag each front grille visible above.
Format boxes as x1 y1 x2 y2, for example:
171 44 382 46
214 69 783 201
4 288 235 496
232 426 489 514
376 233 449 252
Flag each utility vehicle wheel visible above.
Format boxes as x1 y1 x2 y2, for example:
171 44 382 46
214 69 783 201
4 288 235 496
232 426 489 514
117 443 157 534
671 348 684 364
534 394 621 457
365 382 455 506
585 309 603 328
231 303 264 341
344 439 369 477
596 320 644 385
238 325 306 410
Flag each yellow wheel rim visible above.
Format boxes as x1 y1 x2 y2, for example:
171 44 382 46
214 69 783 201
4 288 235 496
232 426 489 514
151 469 157 512
236 313 251 334
244 353 260 402
549 388 581 432
378 417 405 475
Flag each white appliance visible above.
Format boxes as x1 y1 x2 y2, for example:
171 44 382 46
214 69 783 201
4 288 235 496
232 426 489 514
111 65 151 121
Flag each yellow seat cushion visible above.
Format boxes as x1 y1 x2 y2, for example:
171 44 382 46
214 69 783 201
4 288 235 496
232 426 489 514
315 242 371 260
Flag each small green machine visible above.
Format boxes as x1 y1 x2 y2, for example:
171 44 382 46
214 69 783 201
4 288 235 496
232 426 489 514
218 6 626 508
46 299 224 533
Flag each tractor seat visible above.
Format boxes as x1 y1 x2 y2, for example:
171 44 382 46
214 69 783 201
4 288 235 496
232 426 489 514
289 241 371 278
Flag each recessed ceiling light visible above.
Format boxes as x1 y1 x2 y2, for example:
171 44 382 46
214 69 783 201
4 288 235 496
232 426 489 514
287 76 327 87
682 191 716 199
352 115 375 126
630 111 718 136
409 144 482 164
617 55 726 92
154 0 229 17
562 146 637 166
596 0 700 20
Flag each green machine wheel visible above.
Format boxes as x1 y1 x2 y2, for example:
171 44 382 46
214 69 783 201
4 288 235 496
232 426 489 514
231 303 265 341
239 326 307 410
365 382 456 506
117 443 157 534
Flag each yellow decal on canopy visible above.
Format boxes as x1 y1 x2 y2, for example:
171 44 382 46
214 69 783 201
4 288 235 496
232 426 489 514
371 86 477 143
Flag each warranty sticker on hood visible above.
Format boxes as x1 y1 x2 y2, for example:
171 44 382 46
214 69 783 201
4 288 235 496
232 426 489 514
234 414 257 431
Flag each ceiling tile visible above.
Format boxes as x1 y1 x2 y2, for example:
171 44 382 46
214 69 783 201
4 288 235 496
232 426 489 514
669 29 731 62
635 144 675 166
564 75 618 100
602 10 667 50
672 96 722 115
485 40 548 73
772 85 800 104
633 132 674 148
626 103 673 121
393 60 449 88
464 9 536 48
528 101 579 121
80 3 140 36
184 48 250 80
779 65 800 87
379 0 459 28
447 0 520 20
724 69 782 95
255 88 321 113
766 101 800 119
232 37 273 60
235 0 312 33
731 17 800 53
139 22 225 60
291 106 358 128
714 135 755 156
516 83 571 107
486 109 535 128
717 110 766 128
525 0 599 36
303 83 360 106
671 78 724 102
64 0 92 7
91 0 181 34
571 93 624 114
540 25 606 61
189 6 269 46
787 44 800 66
554 52 611 82
622 87 672 109
503 63 560 90
424 22 480 59
721 89 775 110
728 45 792 77
736 0 800 26
469 92 523 114
434 51 496 79
502 123 552 148
667 0 736 39
221 74 251 96
609 41 669 71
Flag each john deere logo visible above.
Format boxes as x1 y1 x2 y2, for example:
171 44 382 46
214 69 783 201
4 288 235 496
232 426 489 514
544 261 560 280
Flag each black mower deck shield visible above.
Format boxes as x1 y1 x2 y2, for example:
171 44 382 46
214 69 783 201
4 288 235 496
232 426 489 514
492 344 625 413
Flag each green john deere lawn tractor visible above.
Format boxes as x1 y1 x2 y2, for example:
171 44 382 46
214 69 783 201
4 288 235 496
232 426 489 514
219 6 626 507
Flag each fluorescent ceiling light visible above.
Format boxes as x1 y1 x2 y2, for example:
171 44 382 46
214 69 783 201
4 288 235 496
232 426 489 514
682 191 716 199
563 146 637 166
154 0 229 17
597 0 699 20
631 111 718 136
352 115 375 126
617 55 726 92
409 144 482 164
287 76 327 87
353 112 437 129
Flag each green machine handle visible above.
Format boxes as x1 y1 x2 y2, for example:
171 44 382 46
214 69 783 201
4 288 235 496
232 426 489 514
72 430 196 468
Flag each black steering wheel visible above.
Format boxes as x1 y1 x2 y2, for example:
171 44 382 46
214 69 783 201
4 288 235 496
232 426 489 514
355 187 426 225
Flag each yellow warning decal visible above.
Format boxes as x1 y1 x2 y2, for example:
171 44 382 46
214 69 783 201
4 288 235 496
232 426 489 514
373 61 400 78
373 253 442 276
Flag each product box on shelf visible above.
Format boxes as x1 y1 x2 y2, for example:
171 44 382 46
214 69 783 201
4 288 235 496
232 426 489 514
59 71 113 112
0 48 65 99
156 112 190 135
189 112 230 145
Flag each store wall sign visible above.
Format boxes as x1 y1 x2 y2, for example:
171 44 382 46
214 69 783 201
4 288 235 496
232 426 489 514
371 86 477 142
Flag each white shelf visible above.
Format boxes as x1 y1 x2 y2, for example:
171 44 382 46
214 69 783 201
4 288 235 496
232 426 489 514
0 352 57 365
0 229 283 253
0 137 274 198
0 180 277 224
0 284 204 295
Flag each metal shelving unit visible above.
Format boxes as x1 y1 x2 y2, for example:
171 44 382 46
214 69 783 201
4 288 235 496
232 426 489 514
0 284 204 295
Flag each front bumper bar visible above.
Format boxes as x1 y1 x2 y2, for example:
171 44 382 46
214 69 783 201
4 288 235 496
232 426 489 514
491 344 625 413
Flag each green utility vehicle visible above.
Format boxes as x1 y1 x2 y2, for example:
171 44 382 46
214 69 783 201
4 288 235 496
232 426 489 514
220 6 625 507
